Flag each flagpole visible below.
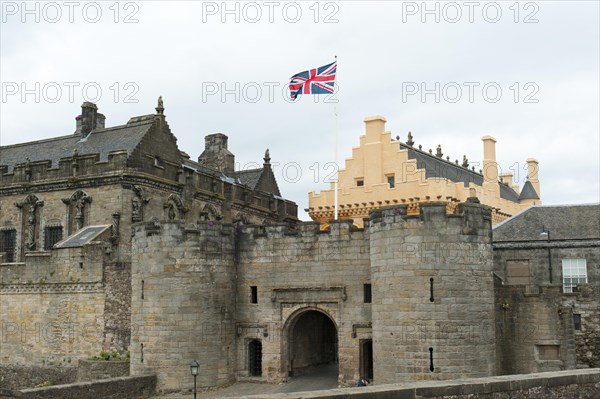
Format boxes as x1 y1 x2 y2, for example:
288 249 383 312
334 55 338 222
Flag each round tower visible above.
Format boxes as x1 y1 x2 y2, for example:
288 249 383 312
369 201 495 383
130 220 236 392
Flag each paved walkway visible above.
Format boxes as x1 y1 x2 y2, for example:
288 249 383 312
150 364 340 398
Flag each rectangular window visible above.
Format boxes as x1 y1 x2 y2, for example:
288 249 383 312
44 226 63 250
364 283 372 303
562 259 587 293
506 260 530 285
0 229 17 262
356 178 364 187
250 286 258 304
387 175 395 188
573 314 582 330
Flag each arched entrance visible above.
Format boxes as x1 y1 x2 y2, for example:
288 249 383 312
285 309 338 377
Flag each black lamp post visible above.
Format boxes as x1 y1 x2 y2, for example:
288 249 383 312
190 360 199 399
540 227 552 283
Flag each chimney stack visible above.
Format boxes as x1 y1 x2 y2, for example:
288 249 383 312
198 133 235 173
526 158 541 198
75 102 101 137
481 136 500 198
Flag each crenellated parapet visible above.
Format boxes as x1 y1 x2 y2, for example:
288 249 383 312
0 151 129 191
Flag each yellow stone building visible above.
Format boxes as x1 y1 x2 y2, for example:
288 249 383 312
307 116 541 228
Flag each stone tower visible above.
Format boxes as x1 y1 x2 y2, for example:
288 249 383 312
130 221 236 391
369 201 496 383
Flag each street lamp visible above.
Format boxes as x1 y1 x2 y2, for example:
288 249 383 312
190 360 199 399
540 227 552 283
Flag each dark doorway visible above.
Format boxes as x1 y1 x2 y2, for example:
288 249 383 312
249 340 262 376
360 339 373 380
289 310 338 376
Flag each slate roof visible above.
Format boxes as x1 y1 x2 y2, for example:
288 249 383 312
400 144 520 202
234 169 263 189
0 118 154 171
519 180 540 200
2 112 285 200
493 204 600 242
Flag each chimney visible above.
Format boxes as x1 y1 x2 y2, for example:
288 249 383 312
75 102 99 137
96 113 106 129
197 133 235 173
500 172 519 193
481 136 500 198
364 115 386 144
526 158 541 199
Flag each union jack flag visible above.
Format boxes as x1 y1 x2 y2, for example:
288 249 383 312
289 61 337 100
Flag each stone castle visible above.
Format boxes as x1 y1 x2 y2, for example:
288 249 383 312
1 101 598 393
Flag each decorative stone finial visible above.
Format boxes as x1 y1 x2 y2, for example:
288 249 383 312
418 144 422 150
407 131 414 147
462 155 469 168
264 148 271 164
156 96 164 115
436 144 443 158
429 148 433 154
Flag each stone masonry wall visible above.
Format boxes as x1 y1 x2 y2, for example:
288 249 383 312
369 202 496 384
237 220 371 384
218 369 600 399
130 221 236 392
495 284 576 375
0 242 107 367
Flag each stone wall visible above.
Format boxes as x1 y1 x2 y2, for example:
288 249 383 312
237 220 371 384
226 369 600 399
130 221 237 392
369 202 496 384
495 284 576 375
0 364 76 390
77 360 129 382
494 240 600 372
0 374 156 399
0 241 108 366
562 284 600 368
493 241 600 289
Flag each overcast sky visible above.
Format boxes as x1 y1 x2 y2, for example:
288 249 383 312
1 0 598 220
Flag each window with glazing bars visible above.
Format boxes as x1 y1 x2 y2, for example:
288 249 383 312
44 226 63 250
0 229 17 262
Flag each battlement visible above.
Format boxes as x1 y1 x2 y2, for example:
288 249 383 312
0 151 129 188
368 200 492 231
240 219 359 239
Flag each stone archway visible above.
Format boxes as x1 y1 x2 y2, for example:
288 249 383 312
282 308 338 377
